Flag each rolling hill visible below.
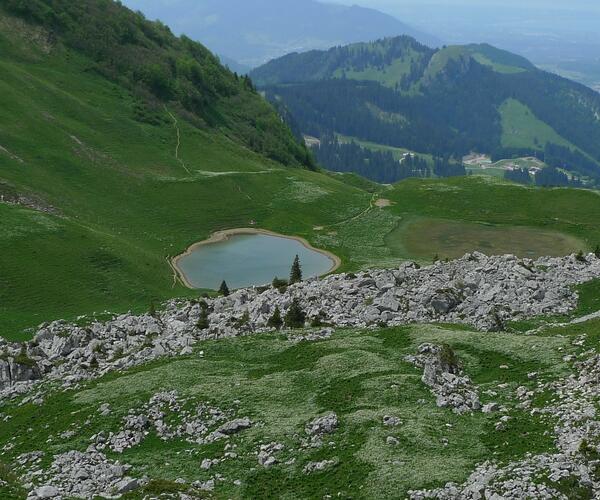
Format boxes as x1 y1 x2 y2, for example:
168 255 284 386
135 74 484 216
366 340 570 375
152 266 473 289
121 0 441 68
251 38 600 182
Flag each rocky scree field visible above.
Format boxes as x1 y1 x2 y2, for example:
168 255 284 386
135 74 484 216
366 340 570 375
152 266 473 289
3 252 600 498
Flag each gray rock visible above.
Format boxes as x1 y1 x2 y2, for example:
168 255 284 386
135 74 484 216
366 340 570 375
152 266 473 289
31 485 59 498
216 417 252 435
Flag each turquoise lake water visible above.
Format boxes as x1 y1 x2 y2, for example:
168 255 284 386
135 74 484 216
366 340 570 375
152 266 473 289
176 233 336 290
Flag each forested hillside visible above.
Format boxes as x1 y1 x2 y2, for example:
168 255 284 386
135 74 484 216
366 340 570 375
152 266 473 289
252 38 600 183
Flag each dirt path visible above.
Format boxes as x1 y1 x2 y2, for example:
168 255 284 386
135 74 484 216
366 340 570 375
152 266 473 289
164 106 191 175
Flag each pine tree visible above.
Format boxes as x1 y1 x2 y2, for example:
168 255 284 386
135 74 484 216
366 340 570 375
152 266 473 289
284 299 306 329
267 306 284 330
196 307 210 330
219 280 230 296
289 255 303 284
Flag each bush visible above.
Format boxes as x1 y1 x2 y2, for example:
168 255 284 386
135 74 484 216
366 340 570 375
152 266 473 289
310 310 328 327
272 277 288 294
284 299 306 329
267 307 284 329
576 250 586 262
439 343 459 368
235 310 250 328
14 346 36 368
196 308 210 330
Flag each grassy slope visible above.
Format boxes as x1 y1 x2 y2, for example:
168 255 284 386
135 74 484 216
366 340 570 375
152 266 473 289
0 20 374 339
0 322 575 499
499 98 574 150
2 15 600 341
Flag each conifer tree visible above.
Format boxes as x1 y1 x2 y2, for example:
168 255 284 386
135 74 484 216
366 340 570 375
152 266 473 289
267 306 284 329
289 255 303 284
197 307 210 330
219 280 230 296
284 299 306 329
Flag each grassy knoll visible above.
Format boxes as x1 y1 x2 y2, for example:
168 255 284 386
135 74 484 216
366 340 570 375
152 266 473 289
0 323 574 499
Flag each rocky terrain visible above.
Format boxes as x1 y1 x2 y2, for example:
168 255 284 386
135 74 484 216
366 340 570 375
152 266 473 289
409 342 600 499
2 252 600 401
3 251 600 498
406 343 481 414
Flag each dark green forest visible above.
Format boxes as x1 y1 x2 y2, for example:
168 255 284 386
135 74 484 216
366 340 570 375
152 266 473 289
253 37 600 182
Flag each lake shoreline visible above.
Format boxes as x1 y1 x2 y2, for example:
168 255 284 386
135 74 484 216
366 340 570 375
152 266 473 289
171 228 342 289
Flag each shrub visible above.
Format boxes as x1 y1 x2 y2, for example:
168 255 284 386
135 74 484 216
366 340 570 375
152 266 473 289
310 310 328 327
235 310 250 328
284 299 306 329
272 277 288 289
272 277 288 294
439 343 459 368
576 250 586 262
14 346 36 368
196 308 210 330
267 307 284 329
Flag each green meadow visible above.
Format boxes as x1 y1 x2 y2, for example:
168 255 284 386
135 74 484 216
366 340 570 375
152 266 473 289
2 13 600 341
0 320 580 499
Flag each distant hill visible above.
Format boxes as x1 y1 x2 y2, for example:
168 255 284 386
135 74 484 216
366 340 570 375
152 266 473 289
121 0 441 68
252 37 600 182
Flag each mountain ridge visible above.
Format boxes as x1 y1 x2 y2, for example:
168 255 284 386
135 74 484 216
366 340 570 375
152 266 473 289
251 36 600 181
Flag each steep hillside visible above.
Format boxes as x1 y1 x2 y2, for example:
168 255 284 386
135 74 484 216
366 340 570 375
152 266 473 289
121 0 441 68
252 37 600 182
0 1 375 338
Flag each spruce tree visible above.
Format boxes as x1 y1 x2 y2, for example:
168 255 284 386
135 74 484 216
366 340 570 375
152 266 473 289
289 255 303 284
219 280 230 296
284 299 306 329
196 307 210 330
267 306 284 330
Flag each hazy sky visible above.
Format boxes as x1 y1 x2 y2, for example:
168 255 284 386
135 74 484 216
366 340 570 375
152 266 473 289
331 0 600 11
328 0 600 46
